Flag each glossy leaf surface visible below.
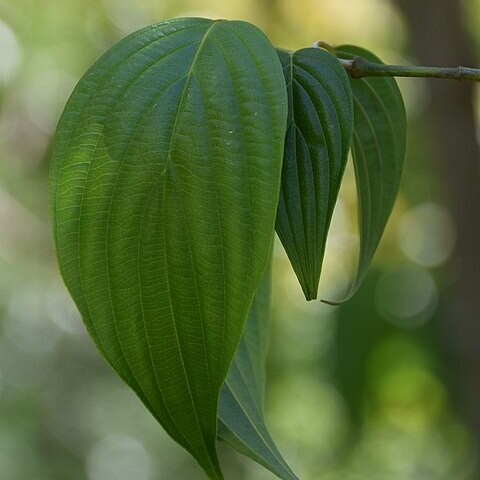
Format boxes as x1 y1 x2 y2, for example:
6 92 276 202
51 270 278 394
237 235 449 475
218 263 298 480
275 48 353 300
326 45 407 304
49 17 287 479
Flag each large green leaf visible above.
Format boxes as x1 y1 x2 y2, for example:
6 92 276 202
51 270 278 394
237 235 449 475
49 17 287 479
218 262 298 480
275 48 353 300
325 45 407 304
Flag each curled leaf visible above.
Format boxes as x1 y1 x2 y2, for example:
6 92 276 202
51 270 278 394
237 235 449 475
324 45 407 304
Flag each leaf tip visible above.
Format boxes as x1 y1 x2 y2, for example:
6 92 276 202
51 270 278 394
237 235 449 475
304 291 318 301
301 282 319 301
320 298 342 306
321 289 356 306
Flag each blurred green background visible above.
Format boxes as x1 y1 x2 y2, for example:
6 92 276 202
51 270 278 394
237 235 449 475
1 0 480 478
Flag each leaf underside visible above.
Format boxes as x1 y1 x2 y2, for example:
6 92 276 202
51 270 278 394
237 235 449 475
275 48 353 301
324 45 407 304
49 17 287 480
218 262 299 480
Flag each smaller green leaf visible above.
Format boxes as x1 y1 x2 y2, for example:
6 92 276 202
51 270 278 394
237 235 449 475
275 48 353 300
324 45 407 304
218 263 299 480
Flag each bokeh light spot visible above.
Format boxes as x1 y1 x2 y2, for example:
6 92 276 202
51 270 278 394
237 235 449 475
5 288 63 355
375 265 437 328
397 202 456 268
0 20 21 84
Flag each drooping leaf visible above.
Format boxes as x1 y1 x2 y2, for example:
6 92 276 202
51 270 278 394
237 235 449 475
324 45 407 304
49 17 288 479
275 48 353 300
218 261 298 480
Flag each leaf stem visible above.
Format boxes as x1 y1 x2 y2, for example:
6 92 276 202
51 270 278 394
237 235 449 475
314 41 480 82
338 56 480 81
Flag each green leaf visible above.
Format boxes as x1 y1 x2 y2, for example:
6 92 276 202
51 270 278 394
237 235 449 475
49 17 288 479
275 48 353 300
218 262 299 480
325 45 407 304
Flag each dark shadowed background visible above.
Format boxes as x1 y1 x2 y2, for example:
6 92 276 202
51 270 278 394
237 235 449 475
1 0 479 478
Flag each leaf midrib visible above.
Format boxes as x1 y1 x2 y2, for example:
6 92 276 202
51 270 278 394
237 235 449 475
146 18 224 463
